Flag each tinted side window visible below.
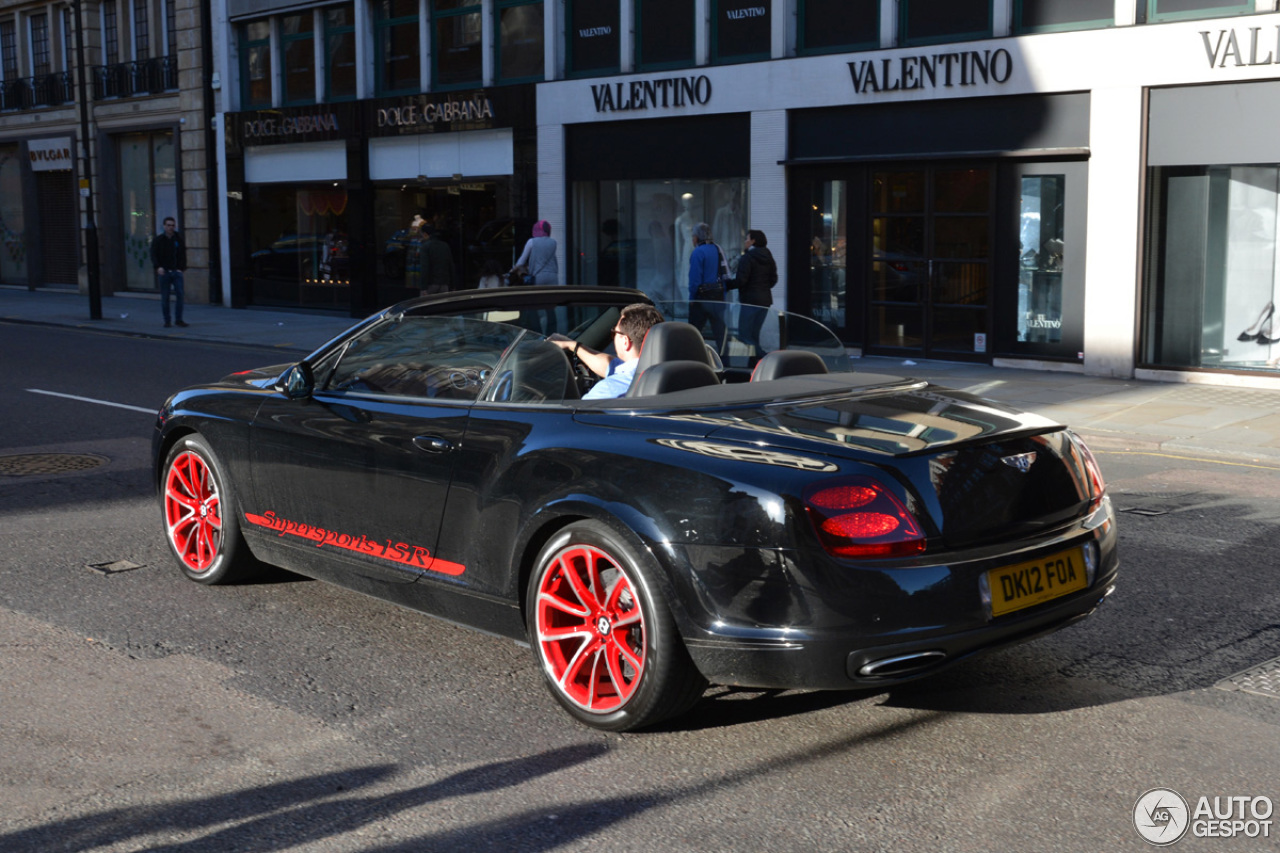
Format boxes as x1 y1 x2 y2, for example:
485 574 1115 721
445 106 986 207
325 316 523 400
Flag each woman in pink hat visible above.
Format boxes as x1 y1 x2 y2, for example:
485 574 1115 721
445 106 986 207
511 220 559 286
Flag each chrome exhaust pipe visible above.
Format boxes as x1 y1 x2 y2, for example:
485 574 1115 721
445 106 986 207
858 650 947 678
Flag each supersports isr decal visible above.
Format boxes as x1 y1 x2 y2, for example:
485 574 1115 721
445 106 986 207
244 511 465 576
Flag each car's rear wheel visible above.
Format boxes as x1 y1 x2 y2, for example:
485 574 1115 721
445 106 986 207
161 435 258 585
527 520 706 731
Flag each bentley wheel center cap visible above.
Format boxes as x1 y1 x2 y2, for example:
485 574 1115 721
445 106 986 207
596 616 611 635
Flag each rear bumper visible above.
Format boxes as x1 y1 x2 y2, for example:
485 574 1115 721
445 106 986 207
683 574 1117 691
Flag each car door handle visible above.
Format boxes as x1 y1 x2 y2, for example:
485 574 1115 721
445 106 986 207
413 435 453 453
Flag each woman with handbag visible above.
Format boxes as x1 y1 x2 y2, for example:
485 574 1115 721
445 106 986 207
511 219 561 332
687 222 728 354
511 220 559 285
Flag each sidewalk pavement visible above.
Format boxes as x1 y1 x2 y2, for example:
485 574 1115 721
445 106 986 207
6 285 1280 464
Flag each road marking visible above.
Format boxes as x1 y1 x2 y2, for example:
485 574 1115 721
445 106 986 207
1094 449 1280 471
26 389 154 414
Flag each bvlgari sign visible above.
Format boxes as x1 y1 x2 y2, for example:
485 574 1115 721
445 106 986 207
848 48 1013 94
28 137 73 171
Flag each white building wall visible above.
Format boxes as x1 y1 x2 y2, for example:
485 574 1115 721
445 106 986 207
538 11 1280 380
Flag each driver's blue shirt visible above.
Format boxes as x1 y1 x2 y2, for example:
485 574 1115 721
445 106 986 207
583 357 638 399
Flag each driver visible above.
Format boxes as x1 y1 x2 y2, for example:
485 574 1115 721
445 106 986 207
552 303 664 399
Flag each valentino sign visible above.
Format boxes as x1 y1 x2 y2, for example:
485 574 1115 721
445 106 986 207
848 48 1013 94
1202 26 1280 67
591 75 713 112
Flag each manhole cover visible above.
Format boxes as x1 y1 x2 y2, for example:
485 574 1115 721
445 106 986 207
1218 657 1280 700
0 453 109 476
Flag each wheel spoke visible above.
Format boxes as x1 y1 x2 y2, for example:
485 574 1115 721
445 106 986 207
558 547 602 611
601 640 638 702
558 636 599 690
537 588 590 620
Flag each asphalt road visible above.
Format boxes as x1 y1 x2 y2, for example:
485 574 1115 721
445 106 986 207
3 323 1280 852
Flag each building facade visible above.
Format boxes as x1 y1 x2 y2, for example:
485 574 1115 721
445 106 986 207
0 0 216 303
216 0 541 315
535 0 1280 385
210 1 1280 385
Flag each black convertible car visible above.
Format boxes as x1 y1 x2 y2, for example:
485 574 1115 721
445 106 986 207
154 287 1118 731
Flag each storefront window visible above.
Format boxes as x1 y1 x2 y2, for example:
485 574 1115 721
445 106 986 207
900 0 990 47
799 0 877 55
636 0 694 70
1018 176 1065 344
281 13 315 105
0 144 27 284
1145 166 1280 372
376 0 421 96
498 0 544 82
568 1 620 76
241 20 272 108
713 0 770 63
118 131 176 291
810 181 849 333
248 184 351 309
433 0 482 89
1147 0 1253 23
572 178 748 303
1015 0 1112 33
325 4 357 101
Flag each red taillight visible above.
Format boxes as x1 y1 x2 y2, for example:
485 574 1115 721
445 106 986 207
1069 431 1106 502
804 477 926 559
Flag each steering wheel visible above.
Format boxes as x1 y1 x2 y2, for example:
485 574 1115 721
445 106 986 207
561 343 597 395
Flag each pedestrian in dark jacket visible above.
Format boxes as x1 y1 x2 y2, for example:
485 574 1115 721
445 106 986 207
420 224 456 295
150 216 188 327
731 229 778 352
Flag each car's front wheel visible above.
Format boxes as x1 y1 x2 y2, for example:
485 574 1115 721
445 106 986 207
161 434 258 585
527 520 706 731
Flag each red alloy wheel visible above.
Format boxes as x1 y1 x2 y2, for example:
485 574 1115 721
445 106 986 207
534 543 647 714
164 450 223 572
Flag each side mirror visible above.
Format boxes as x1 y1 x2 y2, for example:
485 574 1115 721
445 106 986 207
277 363 315 399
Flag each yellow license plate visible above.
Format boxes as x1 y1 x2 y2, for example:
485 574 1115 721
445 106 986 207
985 546 1088 618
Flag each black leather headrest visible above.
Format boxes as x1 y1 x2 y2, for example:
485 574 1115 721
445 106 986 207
627 361 720 397
633 322 712 376
750 350 830 382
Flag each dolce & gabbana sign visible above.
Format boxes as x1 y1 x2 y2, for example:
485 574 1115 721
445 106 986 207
376 94 495 129
243 112 340 141
590 75 713 113
848 48 1013 95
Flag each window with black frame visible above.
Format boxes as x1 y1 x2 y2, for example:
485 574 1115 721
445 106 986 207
281 13 316 105
636 0 694 70
1014 0 1113 33
799 0 878 55
433 0 482 89
376 0 420 96
713 0 770 64
0 21 17 81
325 4 357 101
568 0 620 76
1146 0 1253 22
240 20 272 108
30 14 49 76
102 3 119 65
133 0 150 59
900 0 990 47
498 0 544 82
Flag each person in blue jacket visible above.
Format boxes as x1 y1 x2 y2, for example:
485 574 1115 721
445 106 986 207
687 222 727 352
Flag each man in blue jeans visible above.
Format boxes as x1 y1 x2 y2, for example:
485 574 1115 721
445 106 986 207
151 216 188 328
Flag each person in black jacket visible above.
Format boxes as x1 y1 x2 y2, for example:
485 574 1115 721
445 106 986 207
150 216 188 327
730 229 777 353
